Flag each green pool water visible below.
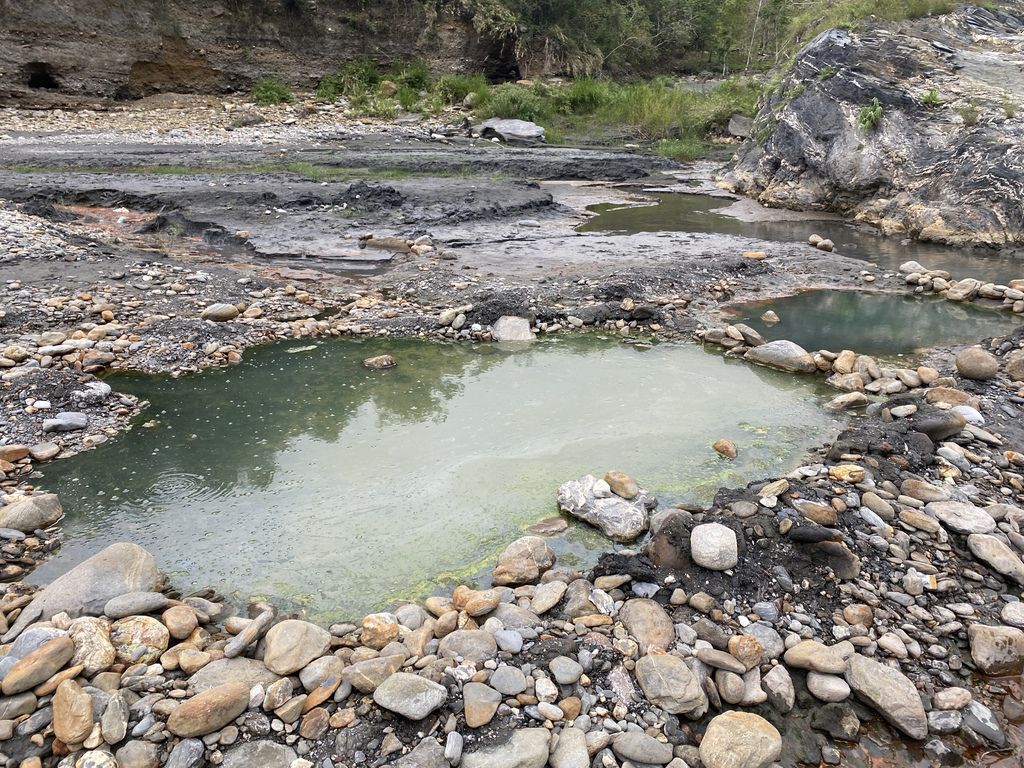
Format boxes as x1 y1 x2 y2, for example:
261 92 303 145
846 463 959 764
578 193 1024 285
34 335 840 620
729 290 1022 357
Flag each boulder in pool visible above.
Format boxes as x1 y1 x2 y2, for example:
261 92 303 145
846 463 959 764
557 474 656 541
4 543 159 641
744 340 817 373
490 316 535 342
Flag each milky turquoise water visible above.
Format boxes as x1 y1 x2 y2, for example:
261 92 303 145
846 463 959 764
34 335 839 619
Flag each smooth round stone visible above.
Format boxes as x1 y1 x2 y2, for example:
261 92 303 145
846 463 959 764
489 665 528 695
463 682 502 727
109 616 169 665
806 671 851 702
104 592 169 619
956 347 998 380
167 682 250 737
549 656 583 685
690 523 739 570
372 672 446 720
439 630 498 662
1001 602 1024 629
700 711 782 768
262 620 331 675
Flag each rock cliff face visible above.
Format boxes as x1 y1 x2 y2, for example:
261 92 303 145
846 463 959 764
724 4 1024 247
0 0 513 103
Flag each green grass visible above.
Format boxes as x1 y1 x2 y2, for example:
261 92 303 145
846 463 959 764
856 98 884 131
436 74 491 107
921 87 943 108
252 78 293 106
655 137 708 161
785 0 957 50
958 101 980 126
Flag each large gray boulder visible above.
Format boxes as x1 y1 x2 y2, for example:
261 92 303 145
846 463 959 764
557 474 656 541
4 543 159 641
477 118 546 146
0 494 63 533
724 8 1024 246
743 340 817 374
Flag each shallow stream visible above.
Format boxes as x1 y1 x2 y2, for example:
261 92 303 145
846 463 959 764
579 193 1024 284
728 290 1022 356
36 335 839 619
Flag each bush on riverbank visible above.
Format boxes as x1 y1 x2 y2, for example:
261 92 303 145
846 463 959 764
311 63 758 160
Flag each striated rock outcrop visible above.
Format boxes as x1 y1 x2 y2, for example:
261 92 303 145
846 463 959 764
725 4 1024 246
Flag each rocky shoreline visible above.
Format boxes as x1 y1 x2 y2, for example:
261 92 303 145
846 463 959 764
2 105 1024 768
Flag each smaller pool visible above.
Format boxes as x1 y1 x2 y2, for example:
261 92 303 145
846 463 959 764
578 194 1024 285
729 291 1022 356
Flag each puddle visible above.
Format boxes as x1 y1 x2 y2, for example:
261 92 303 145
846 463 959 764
34 336 840 620
728 291 1022 357
578 193 1024 284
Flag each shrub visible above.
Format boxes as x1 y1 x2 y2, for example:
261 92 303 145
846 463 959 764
436 74 491 107
315 73 344 102
856 98 884 131
656 138 707 161
921 88 943 108
351 94 399 119
253 78 293 106
394 60 432 92
397 85 420 112
562 78 610 114
958 101 980 126
476 83 551 123
1003 96 1017 119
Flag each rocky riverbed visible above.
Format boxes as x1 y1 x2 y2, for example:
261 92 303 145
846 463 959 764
1 94 1024 768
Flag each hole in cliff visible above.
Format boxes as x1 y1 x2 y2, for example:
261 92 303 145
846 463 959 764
25 62 60 90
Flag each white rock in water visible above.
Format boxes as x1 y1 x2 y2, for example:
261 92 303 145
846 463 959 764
491 316 535 342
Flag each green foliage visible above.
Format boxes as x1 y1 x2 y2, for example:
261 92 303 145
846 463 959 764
252 78 293 105
393 60 433 91
817 66 837 80
957 101 980 126
921 87 943 107
856 97 884 131
476 83 552 122
436 74 492 106
397 85 420 111
561 78 610 114
1003 96 1017 119
656 137 707 161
